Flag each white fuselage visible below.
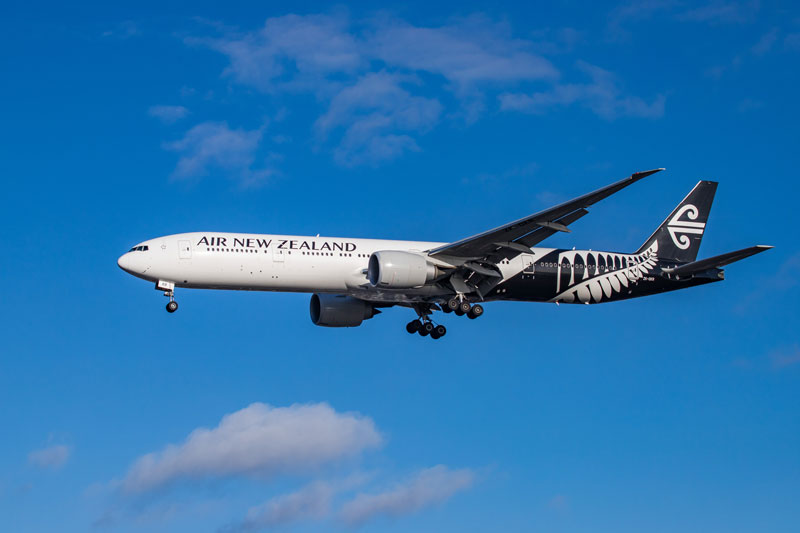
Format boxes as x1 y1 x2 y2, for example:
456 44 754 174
117 232 550 303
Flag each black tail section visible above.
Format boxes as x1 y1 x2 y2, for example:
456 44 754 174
636 180 718 262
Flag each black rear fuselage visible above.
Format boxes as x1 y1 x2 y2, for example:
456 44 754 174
487 245 721 304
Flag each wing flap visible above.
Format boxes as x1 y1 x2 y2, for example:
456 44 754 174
517 208 590 248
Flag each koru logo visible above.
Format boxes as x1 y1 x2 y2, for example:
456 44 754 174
667 204 705 249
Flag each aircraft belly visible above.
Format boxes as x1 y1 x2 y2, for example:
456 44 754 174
188 254 361 292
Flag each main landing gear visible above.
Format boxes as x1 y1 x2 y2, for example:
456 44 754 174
405 297 485 339
406 319 447 339
444 296 483 319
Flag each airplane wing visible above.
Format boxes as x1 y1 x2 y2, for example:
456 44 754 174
428 168 664 262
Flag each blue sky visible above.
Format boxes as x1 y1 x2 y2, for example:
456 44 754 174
1 1 799 531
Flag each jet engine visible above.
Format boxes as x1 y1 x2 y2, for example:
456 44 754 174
309 294 379 327
367 251 438 289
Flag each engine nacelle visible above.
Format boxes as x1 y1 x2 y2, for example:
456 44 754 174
367 250 437 289
309 294 378 327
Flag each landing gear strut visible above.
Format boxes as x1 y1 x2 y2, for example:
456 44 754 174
165 290 178 313
406 307 446 340
157 280 179 314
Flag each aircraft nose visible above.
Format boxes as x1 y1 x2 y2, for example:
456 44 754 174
117 252 133 273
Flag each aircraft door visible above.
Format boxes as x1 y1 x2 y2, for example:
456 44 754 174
272 247 285 267
521 254 535 274
178 240 192 259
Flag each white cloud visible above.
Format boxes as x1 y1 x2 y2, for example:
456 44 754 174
235 481 335 531
751 28 779 56
208 13 362 93
677 1 759 24
28 444 70 469
546 493 568 512
148 105 190 123
770 345 800 369
183 13 663 166
102 20 140 39
339 465 474 527
499 61 665 120
606 0 678 41
165 121 273 186
315 72 442 165
606 1 757 41
366 15 558 123
209 13 556 95
120 402 382 493
368 15 558 87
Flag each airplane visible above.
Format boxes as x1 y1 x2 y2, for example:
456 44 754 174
117 169 771 339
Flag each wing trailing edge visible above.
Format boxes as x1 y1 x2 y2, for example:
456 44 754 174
429 168 664 260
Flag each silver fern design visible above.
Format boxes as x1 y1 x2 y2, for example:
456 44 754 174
549 242 659 304
667 203 705 249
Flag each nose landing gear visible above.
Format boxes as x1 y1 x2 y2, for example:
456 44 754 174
156 280 179 313
164 289 178 314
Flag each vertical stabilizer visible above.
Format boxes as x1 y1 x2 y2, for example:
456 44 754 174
636 181 718 262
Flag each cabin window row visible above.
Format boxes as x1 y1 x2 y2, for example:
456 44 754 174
300 252 372 257
203 248 293 255
537 261 631 270
200 247 372 258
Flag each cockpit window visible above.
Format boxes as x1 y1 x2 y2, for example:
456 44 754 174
128 245 149 252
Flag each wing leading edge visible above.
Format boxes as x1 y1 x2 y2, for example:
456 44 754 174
428 168 665 261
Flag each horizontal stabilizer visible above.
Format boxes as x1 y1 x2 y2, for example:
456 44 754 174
664 245 773 276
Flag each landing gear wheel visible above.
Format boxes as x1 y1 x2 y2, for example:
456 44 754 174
447 297 460 311
166 301 178 313
406 320 422 334
467 304 484 319
434 325 447 338
419 322 434 336
459 301 471 314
